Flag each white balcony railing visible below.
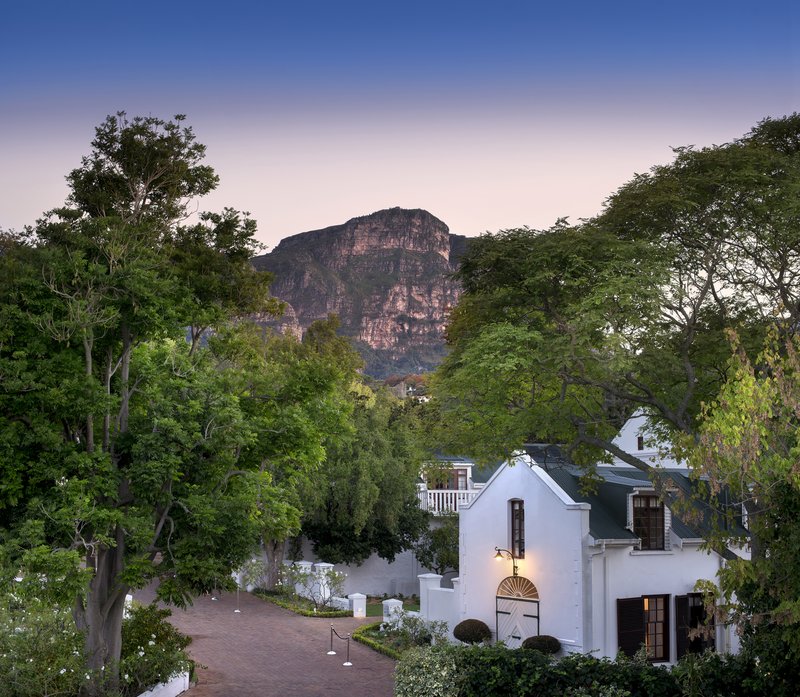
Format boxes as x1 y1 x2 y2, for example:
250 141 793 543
417 488 478 515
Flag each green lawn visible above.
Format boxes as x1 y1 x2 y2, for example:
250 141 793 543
365 598 420 617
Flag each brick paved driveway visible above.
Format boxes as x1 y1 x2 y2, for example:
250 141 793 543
134 588 395 697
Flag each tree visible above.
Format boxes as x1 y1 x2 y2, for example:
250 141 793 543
211 318 359 590
434 114 800 484
0 113 284 694
302 387 429 565
414 512 459 577
680 330 800 692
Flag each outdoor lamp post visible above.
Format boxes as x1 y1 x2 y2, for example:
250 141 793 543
494 547 519 576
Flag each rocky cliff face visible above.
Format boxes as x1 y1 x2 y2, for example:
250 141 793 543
251 208 466 377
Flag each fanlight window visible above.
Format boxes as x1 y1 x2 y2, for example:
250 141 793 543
497 575 539 600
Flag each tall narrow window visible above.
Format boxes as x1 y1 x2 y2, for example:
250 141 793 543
511 499 525 559
637 435 645 450
633 495 665 550
643 595 669 661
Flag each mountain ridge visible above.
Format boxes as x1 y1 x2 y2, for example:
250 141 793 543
251 207 466 377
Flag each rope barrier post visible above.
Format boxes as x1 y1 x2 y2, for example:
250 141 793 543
343 636 352 667
328 624 353 666
327 624 336 655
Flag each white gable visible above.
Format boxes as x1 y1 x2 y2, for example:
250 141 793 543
611 414 681 468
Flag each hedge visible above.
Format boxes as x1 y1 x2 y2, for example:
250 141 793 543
393 645 772 697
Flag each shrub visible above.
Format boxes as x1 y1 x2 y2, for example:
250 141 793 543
379 609 448 651
521 634 561 654
453 618 492 644
673 650 758 697
118 603 193 696
394 645 463 697
0 598 84 697
284 564 345 609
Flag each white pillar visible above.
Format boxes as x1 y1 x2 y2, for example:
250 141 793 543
314 562 334 605
382 598 403 623
418 573 443 620
349 592 367 618
293 560 313 598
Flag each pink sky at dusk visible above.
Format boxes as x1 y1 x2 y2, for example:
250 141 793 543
1 1 798 249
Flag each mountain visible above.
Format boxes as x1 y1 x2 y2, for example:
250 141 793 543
251 207 467 377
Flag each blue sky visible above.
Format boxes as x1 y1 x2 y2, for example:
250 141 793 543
2 1 798 247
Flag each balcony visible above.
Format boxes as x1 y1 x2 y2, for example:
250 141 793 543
417 486 479 515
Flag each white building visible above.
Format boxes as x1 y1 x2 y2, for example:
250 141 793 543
420 425 747 664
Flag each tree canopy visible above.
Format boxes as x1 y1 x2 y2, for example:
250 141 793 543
301 386 429 565
0 113 334 695
434 113 800 471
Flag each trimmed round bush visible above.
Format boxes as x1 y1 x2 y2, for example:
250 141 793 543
453 618 492 644
521 634 561 654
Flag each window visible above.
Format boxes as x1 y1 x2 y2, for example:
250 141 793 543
637 435 645 450
617 594 670 662
643 595 668 661
676 594 715 659
510 499 524 559
633 494 665 550
430 467 468 490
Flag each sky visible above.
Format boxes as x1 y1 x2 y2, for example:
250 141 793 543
1 1 798 249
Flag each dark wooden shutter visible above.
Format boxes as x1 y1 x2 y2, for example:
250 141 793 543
617 597 644 657
675 595 690 659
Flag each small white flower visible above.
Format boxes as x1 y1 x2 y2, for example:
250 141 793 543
60 668 67 674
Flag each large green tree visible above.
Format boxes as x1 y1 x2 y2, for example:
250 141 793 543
213 317 359 589
435 114 800 476
302 387 429 565
0 113 295 694
682 331 800 692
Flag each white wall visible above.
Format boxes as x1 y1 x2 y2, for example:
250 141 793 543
458 457 591 651
588 541 730 661
136 673 190 697
296 539 427 597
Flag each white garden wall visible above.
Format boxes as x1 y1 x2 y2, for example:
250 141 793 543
136 672 189 697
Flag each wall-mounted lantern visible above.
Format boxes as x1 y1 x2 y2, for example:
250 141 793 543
494 546 519 577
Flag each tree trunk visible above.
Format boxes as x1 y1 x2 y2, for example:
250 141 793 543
75 541 129 696
262 538 286 590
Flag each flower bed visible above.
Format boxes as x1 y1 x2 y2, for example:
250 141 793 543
253 589 351 617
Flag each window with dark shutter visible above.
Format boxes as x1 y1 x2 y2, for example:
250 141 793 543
633 495 665 550
618 595 670 662
617 597 644 657
676 594 715 659
511 499 524 559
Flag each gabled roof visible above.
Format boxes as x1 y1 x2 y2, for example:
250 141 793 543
523 444 746 544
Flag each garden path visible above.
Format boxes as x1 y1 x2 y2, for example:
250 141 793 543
134 587 395 697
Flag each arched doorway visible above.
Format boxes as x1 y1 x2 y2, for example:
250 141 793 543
496 576 540 647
